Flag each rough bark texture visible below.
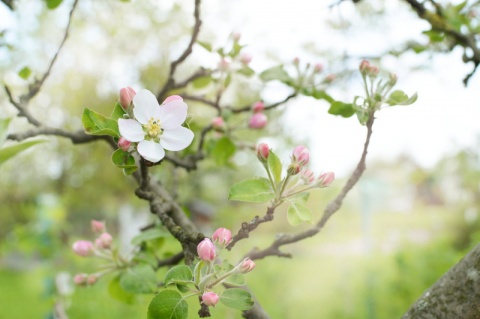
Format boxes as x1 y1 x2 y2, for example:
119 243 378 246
402 244 480 319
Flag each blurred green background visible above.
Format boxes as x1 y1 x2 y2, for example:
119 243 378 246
2 1 480 318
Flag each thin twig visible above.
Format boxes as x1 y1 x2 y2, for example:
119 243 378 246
247 113 376 260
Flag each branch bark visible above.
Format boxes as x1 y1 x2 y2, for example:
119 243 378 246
402 243 480 319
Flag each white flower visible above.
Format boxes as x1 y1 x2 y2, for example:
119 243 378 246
118 89 194 162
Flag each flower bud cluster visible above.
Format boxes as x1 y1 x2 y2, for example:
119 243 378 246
249 101 268 129
72 220 116 286
195 227 256 309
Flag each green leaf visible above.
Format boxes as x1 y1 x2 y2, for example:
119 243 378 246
0 117 12 148
131 228 168 246
0 139 47 166
164 265 193 286
147 290 188 319
228 177 275 203
132 252 158 268
191 76 213 89
220 288 254 310
310 89 334 103
108 275 135 304
237 67 255 77
259 65 291 83
328 101 356 118
210 136 236 165
18 66 31 80
110 102 127 121
229 42 244 58
287 201 313 226
267 150 282 186
356 109 370 125
111 149 137 169
224 74 232 89
45 0 63 9
120 264 157 294
387 91 418 106
82 108 120 137
223 273 246 287
197 41 212 52
123 166 138 175
289 192 309 204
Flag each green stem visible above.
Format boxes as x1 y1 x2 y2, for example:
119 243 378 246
264 163 277 192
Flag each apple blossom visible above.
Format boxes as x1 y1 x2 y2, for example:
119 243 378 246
72 240 94 257
248 113 267 129
73 274 88 286
162 95 183 104
202 292 219 307
292 146 309 166
256 143 270 162
252 101 264 113
119 87 136 110
197 238 216 262
212 228 232 247
95 232 113 249
318 171 335 187
91 220 105 233
239 258 256 273
118 89 194 163
240 52 252 64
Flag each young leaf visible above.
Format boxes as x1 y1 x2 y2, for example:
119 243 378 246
45 0 63 9
387 91 418 106
220 288 254 310
0 139 47 166
237 67 255 77
0 117 12 148
111 149 137 169
120 264 157 294
259 65 291 83
223 273 246 287
267 150 282 186
209 136 236 165
287 201 313 226
108 275 135 304
197 41 212 52
131 228 168 246
328 101 356 118
110 102 127 121
82 108 120 137
164 265 194 286
18 66 31 80
228 177 275 203
191 76 213 89
147 290 188 319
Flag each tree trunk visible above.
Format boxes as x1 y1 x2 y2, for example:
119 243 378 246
402 244 480 318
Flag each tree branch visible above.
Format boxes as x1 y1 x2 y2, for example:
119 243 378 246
248 113 376 260
402 243 480 318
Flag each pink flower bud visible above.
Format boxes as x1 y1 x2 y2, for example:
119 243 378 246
367 66 379 78
287 163 302 176
211 117 225 131
212 228 232 247
359 60 370 75
325 74 336 83
162 95 183 104
91 220 106 233
118 137 131 151
240 52 252 64
219 58 230 71
202 292 219 307
256 143 270 162
301 169 315 184
248 113 268 129
318 171 335 187
119 87 136 110
87 274 97 285
252 101 264 113
239 258 256 273
197 238 216 262
314 63 323 73
72 240 94 257
293 57 300 65
73 274 88 286
233 32 241 42
95 233 113 249
292 146 310 166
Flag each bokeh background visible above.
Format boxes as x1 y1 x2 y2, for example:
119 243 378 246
1 0 480 318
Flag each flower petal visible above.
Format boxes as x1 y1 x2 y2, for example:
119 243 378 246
158 100 188 130
118 119 144 142
137 140 165 163
160 126 194 151
133 89 160 124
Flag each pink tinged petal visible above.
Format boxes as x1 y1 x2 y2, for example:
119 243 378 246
133 89 160 124
118 119 144 142
158 100 188 129
137 140 165 163
162 95 183 104
160 127 194 151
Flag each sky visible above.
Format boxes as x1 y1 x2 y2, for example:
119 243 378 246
1 0 479 176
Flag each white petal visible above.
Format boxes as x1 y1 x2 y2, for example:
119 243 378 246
159 100 188 130
137 140 165 162
133 89 160 124
118 119 144 142
160 126 194 151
